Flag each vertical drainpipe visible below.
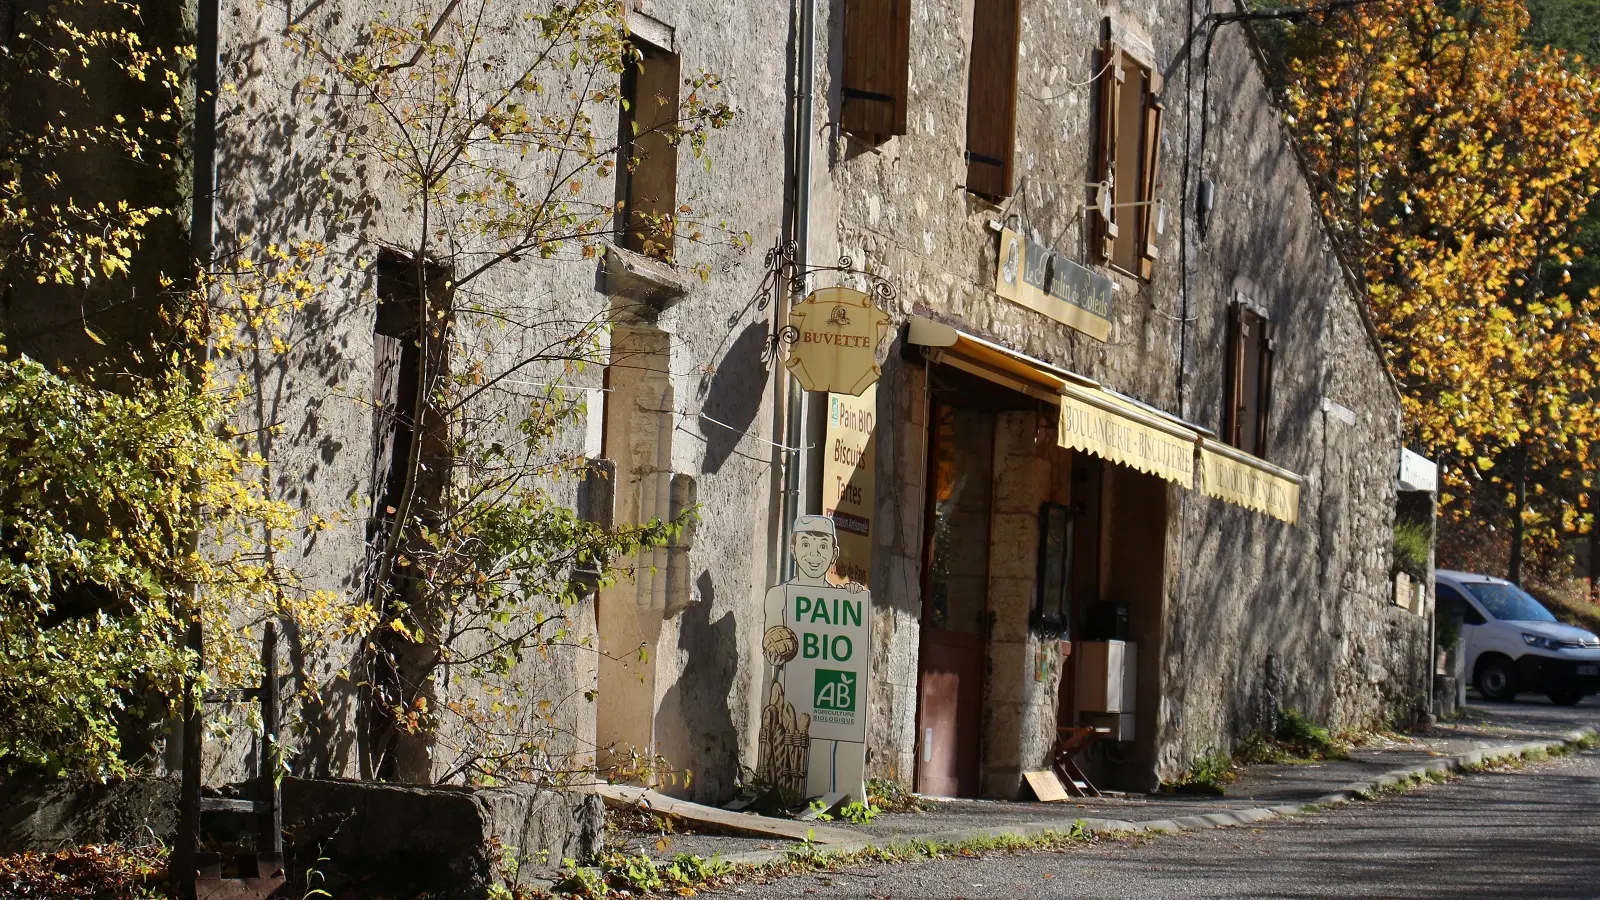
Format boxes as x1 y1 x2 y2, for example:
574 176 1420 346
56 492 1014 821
176 0 219 893
779 0 817 581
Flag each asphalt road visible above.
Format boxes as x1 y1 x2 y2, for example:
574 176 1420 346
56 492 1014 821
716 746 1600 899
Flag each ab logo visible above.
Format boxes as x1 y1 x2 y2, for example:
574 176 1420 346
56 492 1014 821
813 669 856 712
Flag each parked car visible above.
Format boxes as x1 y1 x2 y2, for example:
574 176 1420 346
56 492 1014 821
1435 570 1600 706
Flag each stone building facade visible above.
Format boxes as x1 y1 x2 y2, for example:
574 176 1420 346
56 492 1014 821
800 0 1429 793
6 0 1428 862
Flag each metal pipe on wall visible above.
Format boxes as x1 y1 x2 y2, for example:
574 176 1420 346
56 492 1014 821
778 0 817 581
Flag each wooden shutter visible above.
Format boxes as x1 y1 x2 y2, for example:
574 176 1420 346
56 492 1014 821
964 0 1021 199
1223 301 1244 447
1095 43 1125 260
840 0 911 137
1137 69 1165 280
1255 322 1277 458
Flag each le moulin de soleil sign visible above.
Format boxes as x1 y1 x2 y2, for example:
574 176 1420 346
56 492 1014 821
758 514 871 800
995 227 1114 341
786 286 891 396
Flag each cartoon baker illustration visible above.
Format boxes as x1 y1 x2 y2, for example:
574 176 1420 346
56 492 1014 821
757 515 869 802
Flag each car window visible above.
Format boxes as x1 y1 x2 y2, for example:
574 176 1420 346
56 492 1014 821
1463 582 1558 622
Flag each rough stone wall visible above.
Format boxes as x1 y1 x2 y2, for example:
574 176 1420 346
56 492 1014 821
207 0 794 801
865 354 928 784
980 411 1060 798
808 0 1425 784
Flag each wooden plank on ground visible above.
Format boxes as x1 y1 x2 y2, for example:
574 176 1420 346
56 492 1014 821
1023 769 1071 802
594 784 861 844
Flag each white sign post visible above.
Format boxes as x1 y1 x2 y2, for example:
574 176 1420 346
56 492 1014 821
757 515 871 802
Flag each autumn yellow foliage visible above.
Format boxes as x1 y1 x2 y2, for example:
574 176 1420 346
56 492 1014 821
1280 0 1600 573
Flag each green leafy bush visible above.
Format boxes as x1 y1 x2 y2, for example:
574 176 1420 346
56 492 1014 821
0 340 308 778
1392 519 1431 580
866 776 926 813
1163 753 1236 795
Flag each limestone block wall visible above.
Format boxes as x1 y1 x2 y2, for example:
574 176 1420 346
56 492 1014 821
980 411 1060 799
196 0 795 799
807 0 1425 786
865 355 928 785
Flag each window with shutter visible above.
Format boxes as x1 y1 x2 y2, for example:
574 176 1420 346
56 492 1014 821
964 0 1021 200
616 38 681 261
1093 41 1165 278
840 0 911 138
1221 298 1276 459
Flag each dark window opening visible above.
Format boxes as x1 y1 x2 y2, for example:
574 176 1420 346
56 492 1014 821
616 38 681 260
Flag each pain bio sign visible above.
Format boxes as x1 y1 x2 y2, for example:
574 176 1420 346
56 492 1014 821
776 584 869 741
759 514 872 797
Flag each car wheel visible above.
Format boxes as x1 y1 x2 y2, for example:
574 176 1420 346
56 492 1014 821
1548 690 1585 707
1476 658 1518 701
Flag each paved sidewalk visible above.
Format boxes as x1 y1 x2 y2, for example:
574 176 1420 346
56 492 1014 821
604 700 1599 863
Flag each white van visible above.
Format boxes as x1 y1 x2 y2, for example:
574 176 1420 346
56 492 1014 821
1435 570 1600 706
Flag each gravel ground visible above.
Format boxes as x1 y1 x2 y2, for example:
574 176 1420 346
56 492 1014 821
601 698 1600 864
708 746 1600 899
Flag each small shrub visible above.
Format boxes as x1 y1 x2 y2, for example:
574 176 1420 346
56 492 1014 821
552 859 606 899
866 777 927 813
1238 708 1350 764
663 852 734 886
732 769 805 817
836 800 879 824
1163 753 1236 795
598 850 663 894
1276 708 1349 759
0 844 166 899
1392 519 1431 579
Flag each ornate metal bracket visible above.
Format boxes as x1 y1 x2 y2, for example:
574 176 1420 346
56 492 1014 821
748 238 897 365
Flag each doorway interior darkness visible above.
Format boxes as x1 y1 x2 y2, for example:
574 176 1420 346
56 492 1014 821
914 365 1037 797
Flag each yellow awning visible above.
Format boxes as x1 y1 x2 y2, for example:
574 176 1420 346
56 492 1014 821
907 316 1198 488
1198 440 1303 525
1057 383 1196 488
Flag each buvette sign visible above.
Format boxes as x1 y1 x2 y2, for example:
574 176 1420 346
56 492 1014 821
785 287 890 396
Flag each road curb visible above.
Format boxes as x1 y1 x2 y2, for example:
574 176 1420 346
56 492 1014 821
714 726 1598 865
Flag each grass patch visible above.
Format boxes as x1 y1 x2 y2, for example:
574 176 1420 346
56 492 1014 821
544 820 1119 897
1237 708 1352 765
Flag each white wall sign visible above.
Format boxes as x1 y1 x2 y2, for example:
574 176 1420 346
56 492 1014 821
823 386 876 588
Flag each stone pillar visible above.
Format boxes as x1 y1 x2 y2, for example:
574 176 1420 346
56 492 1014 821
980 410 1058 798
596 325 675 777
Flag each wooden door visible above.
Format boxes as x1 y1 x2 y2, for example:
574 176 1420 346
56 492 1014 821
915 404 994 797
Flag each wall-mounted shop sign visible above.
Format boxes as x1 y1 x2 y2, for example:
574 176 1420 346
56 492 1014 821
1198 441 1302 525
823 385 876 588
996 227 1114 341
758 515 871 800
786 287 891 396
1057 382 1196 488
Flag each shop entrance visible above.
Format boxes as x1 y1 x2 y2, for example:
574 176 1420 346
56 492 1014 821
915 402 994 797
